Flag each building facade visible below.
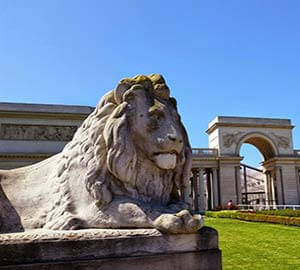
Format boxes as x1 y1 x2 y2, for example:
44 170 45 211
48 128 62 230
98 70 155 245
191 116 300 211
0 102 94 169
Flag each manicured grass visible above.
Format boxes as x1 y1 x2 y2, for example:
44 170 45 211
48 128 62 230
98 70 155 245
205 217 300 270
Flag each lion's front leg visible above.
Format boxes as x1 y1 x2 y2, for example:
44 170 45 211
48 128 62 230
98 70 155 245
88 197 154 229
91 197 203 234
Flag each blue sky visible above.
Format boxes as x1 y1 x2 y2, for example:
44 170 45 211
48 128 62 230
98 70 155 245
1 1 300 166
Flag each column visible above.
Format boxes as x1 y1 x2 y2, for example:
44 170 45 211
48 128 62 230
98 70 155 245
186 170 194 207
263 171 269 205
212 168 219 208
206 169 212 210
192 170 199 212
270 170 276 206
235 166 242 205
275 167 284 205
297 168 300 205
243 165 248 204
198 168 206 212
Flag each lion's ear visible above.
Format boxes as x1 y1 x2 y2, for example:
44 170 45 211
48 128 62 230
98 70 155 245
114 81 131 104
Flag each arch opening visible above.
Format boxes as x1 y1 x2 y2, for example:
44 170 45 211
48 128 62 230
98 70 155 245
240 144 263 168
243 137 275 160
236 133 278 161
239 144 266 205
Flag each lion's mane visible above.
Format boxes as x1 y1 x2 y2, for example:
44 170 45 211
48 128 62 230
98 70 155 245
44 74 192 228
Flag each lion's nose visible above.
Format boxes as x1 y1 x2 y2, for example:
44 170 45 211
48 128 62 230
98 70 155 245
167 134 183 144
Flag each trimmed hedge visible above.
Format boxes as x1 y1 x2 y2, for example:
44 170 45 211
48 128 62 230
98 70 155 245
205 210 300 227
255 209 300 217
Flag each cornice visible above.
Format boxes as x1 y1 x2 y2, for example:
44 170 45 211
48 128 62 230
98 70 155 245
262 156 300 166
0 153 54 160
206 122 294 134
0 111 91 121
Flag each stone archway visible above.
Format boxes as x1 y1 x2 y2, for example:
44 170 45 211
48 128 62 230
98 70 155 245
205 116 299 206
235 133 278 206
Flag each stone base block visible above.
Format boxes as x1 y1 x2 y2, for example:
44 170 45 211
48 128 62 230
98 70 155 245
0 226 221 270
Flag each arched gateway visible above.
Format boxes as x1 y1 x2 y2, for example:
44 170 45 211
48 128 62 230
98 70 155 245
191 116 300 211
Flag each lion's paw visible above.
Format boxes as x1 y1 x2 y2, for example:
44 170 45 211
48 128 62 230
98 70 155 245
153 210 203 234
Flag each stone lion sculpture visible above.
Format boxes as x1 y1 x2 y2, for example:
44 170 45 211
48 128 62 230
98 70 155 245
0 74 202 234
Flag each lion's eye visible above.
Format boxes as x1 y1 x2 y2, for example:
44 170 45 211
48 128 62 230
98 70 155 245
149 108 164 120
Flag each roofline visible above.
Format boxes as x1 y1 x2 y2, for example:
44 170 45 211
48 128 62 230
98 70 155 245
0 102 95 115
207 115 294 134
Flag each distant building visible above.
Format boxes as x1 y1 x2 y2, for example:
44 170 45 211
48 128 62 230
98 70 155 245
0 102 94 169
191 116 300 210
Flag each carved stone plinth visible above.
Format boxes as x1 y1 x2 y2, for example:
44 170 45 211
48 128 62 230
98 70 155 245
0 227 221 270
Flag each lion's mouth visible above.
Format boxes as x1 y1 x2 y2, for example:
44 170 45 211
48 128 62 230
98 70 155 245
153 152 177 170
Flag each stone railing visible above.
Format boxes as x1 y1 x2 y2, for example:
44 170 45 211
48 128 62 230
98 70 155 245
294 150 300 156
238 204 300 210
192 148 218 157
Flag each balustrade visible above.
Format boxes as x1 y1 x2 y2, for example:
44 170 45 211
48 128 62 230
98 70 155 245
192 148 218 157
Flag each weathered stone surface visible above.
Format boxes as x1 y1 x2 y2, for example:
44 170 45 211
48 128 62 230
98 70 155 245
0 227 221 270
0 185 24 233
0 251 222 270
0 74 202 234
0 124 78 141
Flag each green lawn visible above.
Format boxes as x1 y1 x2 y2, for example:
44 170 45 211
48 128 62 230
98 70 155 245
205 217 300 270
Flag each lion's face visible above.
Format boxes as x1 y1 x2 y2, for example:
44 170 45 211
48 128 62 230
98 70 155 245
126 88 184 170
102 75 191 198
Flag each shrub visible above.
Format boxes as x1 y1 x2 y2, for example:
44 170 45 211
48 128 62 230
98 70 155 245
255 209 300 217
205 210 300 227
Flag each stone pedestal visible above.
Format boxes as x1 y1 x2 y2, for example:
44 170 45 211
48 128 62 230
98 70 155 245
0 227 221 270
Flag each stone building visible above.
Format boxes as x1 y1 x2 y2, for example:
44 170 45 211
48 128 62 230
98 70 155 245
0 102 94 169
1 103 300 210
191 116 300 211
